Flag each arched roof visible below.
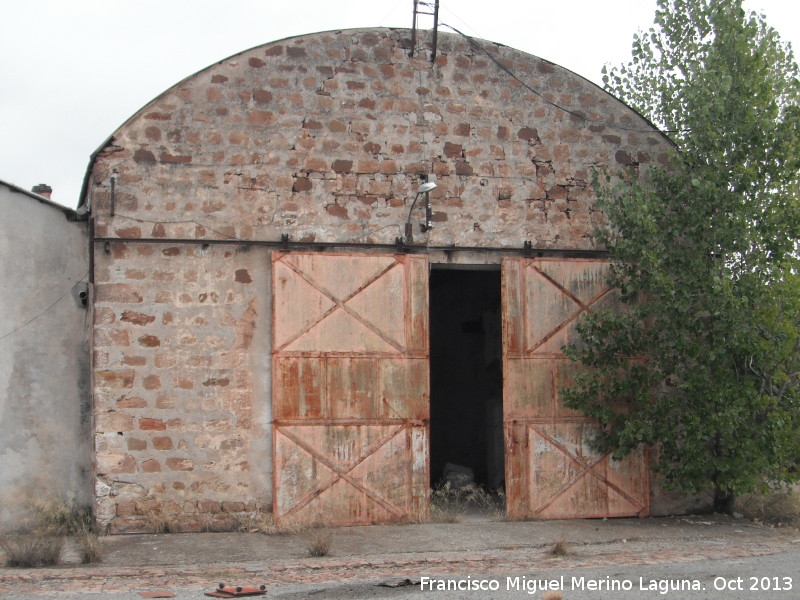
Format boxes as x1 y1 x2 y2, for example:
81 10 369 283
83 27 671 250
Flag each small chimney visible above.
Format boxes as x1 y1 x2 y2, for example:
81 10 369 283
32 184 52 200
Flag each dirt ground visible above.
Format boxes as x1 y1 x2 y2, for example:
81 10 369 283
0 514 797 598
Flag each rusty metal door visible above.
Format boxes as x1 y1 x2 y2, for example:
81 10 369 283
272 252 429 526
502 258 649 520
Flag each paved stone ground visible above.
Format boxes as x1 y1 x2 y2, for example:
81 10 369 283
0 515 796 597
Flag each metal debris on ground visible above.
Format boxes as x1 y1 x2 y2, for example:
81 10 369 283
138 592 176 599
205 583 267 598
377 578 420 588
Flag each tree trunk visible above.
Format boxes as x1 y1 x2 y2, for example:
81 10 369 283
713 487 735 514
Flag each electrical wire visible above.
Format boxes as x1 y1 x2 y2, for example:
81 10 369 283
439 22 680 136
112 212 240 240
377 0 405 27
0 273 89 343
87 25 677 247
110 211 403 245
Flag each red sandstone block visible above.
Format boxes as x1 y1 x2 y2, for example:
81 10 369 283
248 110 275 127
115 499 138 517
326 204 348 218
95 328 130 347
139 418 167 431
121 310 155 326
174 378 194 390
96 369 135 389
144 111 171 121
156 395 178 409
166 418 184 429
141 459 161 473
166 458 194 471
198 500 222 513
160 153 192 164
154 354 178 369
144 126 161 141
97 411 135 432
127 438 147 451
153 437 173 450
124 269 146 280
443 142 462 158
114 226 141 238
138 335 161 347
356 159 381 173
143 375 161 390
228 131 248 146
292 177 312 192
117 396 147 409
455 161 474 176
94 307 116 325
96 284 143 303
97 453 136 475
331 159 353 173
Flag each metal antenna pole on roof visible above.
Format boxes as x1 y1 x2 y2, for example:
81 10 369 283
410 0 439 62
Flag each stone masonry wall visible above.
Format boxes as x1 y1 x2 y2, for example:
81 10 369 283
92 243 271 533
86 28 673 531
87 28 671 250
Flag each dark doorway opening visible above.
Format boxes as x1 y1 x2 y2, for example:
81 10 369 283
429 268 503 492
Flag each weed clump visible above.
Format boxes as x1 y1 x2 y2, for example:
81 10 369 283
735 487 800 527
0 533 64 567
306 528 333 557
429 484 505 523
0 495 100 567
546 539 571 557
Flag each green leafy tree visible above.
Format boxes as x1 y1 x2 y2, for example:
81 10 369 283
563 0 800 512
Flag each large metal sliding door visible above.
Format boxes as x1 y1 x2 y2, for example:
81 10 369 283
502 258 649 520
272 252 429 526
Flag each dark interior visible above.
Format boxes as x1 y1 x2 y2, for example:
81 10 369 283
429 267 504 490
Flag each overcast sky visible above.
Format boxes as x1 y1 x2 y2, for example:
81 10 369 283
2 0 798 209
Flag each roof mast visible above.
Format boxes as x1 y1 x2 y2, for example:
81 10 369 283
410 0 439 62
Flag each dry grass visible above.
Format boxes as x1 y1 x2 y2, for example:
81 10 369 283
234 510 332 555
237 511 282 535
735 487 800 527
141 506 175 534
1 533 64 567
428 484 506 523
306 528 333 557
1 495 101 567
546 539 572 557
237 512 316 536
31 496 93 536
77 532 102 564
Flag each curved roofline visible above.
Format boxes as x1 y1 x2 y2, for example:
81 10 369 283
78 26 674 208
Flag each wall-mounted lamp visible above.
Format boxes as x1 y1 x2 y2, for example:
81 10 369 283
405 181 437 242
72 281 89 309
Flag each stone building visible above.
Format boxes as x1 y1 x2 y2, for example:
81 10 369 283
78 27 696 533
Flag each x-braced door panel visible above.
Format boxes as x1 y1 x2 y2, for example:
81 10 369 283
272 252 429 526
502 258 648 520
